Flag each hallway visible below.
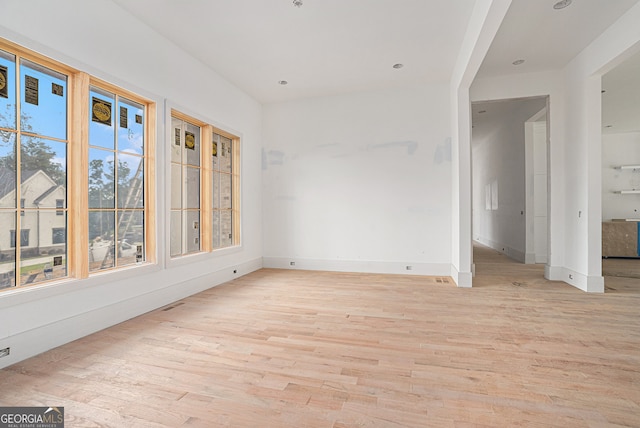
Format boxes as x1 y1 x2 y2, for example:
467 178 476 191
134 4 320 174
473 241 640 294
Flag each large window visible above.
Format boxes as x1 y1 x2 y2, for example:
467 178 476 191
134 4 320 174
88 86 146 272
0 39 155 291
212 131 240 249
169 113 241 258
0 49 68 287
170 114 202 257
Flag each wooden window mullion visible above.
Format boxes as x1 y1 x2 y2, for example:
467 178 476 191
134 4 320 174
70 72 90 278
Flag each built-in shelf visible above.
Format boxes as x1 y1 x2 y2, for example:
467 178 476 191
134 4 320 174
612 218 640 222
614 190 640 194
613 165 640 170
612 166 640 194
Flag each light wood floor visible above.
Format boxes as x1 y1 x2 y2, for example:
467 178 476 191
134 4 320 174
1 249 639 427
603 257 640 280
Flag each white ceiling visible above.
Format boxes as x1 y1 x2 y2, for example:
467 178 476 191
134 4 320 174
476 0 640 78
111 0 476 104
474 0 640 137
471 97 547 144
472 48 640 141
111 0 640 106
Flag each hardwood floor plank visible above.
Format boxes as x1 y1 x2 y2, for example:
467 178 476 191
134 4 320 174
1 248 639 426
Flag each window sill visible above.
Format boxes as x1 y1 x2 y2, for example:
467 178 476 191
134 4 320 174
0 262 160 309
166 244 243 268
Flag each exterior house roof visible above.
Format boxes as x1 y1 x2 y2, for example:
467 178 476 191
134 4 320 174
0 168 61 202
33 185 61 205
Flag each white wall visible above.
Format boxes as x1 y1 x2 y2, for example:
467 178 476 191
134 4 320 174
602 131 640 220
560 1 640 292
262 85 452 276
0 0 263 368
472 98 546 262
530 120 548 263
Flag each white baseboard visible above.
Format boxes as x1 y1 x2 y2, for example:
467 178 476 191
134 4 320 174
524 252 536 264
451 265 473 287
545 265 604 293
475 238 525 263
545 264 563 281
0 257 263 369
262 257 451 277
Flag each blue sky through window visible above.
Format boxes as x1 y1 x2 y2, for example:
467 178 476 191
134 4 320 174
89 88 115 150
0 50 16 130
20 59 67 140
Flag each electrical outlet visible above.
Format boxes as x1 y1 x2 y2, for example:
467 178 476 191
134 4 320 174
406 265 413 271
290 261 295 266
0 347 10 358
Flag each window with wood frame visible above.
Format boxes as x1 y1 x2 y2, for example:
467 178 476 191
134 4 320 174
170 113 203 257
88 85 148 272
169 111 241 258
0 38 155 291
212 130 240 249
0 48 69 288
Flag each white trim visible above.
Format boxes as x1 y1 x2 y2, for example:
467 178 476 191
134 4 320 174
544 264 563 281
263 257 451 277
474 237 526 263
545 265 604 293
524 252 536 264
450 264 473 288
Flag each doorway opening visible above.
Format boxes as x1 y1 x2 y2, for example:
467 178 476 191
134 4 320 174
471 96 550 277
601 50 640 286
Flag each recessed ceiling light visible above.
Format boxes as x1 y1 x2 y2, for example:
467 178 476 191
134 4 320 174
553 0 572 10
392 63 404 69
512 59 525 66
292 0 303 7
278 80 288 85
478 110 487 114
